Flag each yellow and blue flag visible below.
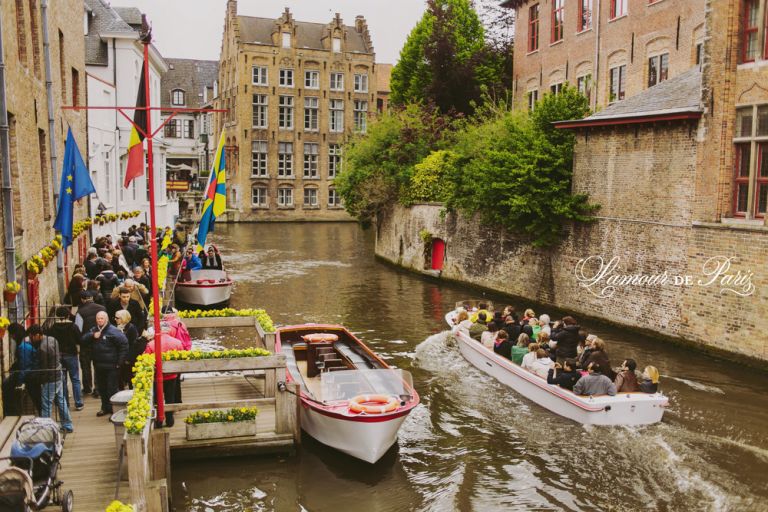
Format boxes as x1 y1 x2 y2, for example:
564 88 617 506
196 132 226 252
53 128 96 248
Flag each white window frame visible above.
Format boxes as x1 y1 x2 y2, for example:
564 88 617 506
282 32 291 48
171 89 185 106
330 72 344 91
353 100 368 133
279 68 294 88
354 73 368 93
328 188 342 207
303 143 319 178
330 99 344 132
277 187 293 206
278 142 294 177
252 186 268 206
305 70 319 89
304 97 319 131
328 144 342 178
303 187 318 207
251 140 268 177
278 95 294 129
252 94 268 128
252 66 268 86
332 37 341 53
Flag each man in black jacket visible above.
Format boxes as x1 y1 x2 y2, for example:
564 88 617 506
30 325 74 432
550 316 584 364
546 358 581 391
46 307 83 410
75 291 106 395
107 287 146 334
82 311 128 416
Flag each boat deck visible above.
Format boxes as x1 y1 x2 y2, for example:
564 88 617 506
295 360 322 399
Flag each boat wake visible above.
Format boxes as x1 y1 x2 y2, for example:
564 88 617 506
665 376 726 394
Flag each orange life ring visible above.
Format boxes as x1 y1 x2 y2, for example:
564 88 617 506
348 394 399 414
302 333 339 343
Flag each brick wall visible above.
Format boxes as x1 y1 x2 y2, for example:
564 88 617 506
375 120 768 362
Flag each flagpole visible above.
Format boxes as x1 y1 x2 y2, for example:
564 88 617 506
142 37 165 424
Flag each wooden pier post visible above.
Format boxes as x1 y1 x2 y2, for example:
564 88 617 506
288 381 301 445
126 434 147 511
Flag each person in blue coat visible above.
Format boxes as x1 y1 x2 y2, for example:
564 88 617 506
183 246 203 271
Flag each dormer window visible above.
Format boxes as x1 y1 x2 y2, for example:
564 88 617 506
171 89 185 106
282 32 291 48
332 37 341 53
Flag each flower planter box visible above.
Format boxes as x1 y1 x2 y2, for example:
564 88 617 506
162 355 285 374
185 420 257 440
181 316 258 329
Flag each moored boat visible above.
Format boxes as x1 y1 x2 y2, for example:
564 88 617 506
276 324 420 463
174 268 233 306
455 330 668 426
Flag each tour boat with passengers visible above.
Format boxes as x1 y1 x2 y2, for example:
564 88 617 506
276 324 420 463
453 329 668 426
445 300 494 326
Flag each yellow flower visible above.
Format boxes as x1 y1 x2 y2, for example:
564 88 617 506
227 415 234 421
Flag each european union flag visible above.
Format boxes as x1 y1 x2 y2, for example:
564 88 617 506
53 128 96 248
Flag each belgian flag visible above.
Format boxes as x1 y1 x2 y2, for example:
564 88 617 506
124 62 147 187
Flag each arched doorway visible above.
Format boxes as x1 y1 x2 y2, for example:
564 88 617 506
430 238 445 271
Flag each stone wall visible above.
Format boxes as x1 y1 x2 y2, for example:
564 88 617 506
375 121 768 363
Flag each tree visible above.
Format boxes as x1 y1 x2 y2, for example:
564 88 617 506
390 0 497 114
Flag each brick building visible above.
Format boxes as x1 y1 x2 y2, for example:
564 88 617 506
374 0 768 362
1 0 88 311
215 1 380 221
504 0 706 110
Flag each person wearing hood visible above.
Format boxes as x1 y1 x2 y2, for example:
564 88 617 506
45 307 83 411
144 326 184 428
96 260 119 303
550 316 584 364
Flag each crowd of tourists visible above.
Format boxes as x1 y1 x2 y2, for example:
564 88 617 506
1 224 195 433
452 304 661 396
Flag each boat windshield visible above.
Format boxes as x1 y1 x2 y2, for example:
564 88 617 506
319 369 415 403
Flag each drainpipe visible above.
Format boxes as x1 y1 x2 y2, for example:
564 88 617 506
41 0 65 299
593 0 602 108
0 7 20 316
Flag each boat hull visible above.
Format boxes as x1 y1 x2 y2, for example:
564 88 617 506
457 332 667 426
300 404 408 463
175 269 232 306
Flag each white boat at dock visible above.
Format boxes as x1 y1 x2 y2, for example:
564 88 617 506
174 268 233 306
455 330 668 426
276 324 420 463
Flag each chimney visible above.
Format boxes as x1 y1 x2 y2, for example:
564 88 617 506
355 15 365 33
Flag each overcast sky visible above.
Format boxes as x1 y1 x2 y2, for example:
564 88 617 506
109 0 428 65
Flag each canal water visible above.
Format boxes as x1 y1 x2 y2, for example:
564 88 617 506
171 223 768 512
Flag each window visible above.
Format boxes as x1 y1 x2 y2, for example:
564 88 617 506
328 144 342 178
184 119 194 138
648 53 669 88
732 105 768 217
278 187 293 206
304 97 319 131
696 42 704 68
279 68 294 87
332 37 341 53
577 74 592 101
282 32 291 48
354 73 368 92
58 30 65 102
610 0 627 19
328 188 342 207
528 4 540 52
164 119 182 138
171 89 185 106
71 68 80 106
527 90 538 111
354 100 368 133
278 142 293 177
29 0 41 76
251 140 268 177
551 0 564 43
578 0 592 32
330 99 344 132
252 66 268 86
550 83 563 95
39 130 50 220
330 72 344 91
278 96 294 129
741 0 760 63
303 187 318 206
252 94 268 128
305 70 319 89
303 143 319 178
252 186 268 206
609 65 626 102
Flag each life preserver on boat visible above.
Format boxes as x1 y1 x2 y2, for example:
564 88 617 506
348 394 399 414
302 333 339 343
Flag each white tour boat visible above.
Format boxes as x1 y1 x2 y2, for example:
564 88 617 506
174 268 233 307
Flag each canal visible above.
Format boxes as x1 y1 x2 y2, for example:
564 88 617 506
171 223 768 511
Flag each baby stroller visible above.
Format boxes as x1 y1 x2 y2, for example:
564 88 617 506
0 418 73 511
